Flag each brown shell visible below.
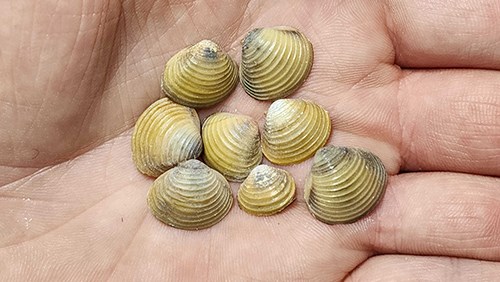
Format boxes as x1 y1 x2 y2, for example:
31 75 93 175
147 160 233 230
304 146 388 224
161 40 238 108
262 99 331 165
132 98 202 177
202 112 262 182
240 26 313 100
237 165 296 216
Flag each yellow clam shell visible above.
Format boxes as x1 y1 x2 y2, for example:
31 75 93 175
237 165 296 216
304 146 388 224
147 160 233 230
132 98 202 177
240 26 314 100
202 112 262 182
262 99 331 165
161 40 238 108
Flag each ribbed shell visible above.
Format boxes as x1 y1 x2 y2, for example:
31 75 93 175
240 26 313 100
202 112 262 182
304 146 388 224
161 40 238 108
132 98 202 177
237 165 296 216
147 160 233 230
262 99 331 165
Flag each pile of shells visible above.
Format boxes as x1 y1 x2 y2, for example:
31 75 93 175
131 26 388 230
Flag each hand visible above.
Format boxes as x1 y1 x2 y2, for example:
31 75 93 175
1 0 499 280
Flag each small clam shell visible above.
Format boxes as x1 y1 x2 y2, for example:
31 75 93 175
237 165 296 216
147 160 233 230
202 112 262 182
304 146 388 224
262 99 331 165
240 26 313 100
161 40 238 108
132 98 202 177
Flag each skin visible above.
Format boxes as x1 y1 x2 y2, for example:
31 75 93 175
1 0 499 280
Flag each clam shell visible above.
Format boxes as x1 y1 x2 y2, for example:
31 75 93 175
240 26 313 100
202 112 262 182
161 40 238 108
304 146 388 224
147 159 233 230
262 99 331 165
237 165 296 216
132 98 202 177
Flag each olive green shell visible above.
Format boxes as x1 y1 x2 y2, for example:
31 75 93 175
304 146 388 224
202 112 262 182
262 99 331 165
237 165 296 216
132 98 202 177
147 160 233 230
240 26 313 100
161 40 238 108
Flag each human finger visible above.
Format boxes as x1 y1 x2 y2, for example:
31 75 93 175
398 69 500 176
346 255 500 282
359 172 500 260
386 0 500 69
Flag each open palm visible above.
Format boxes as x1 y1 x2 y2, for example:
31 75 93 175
1 0 499 280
